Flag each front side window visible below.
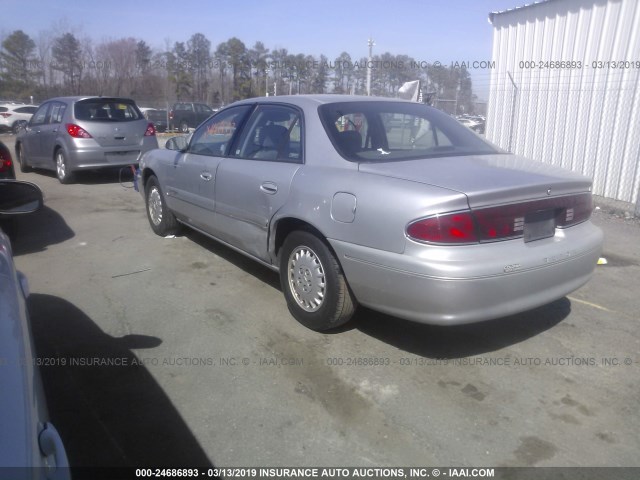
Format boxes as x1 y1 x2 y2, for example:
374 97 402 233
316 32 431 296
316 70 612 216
232 105 303 162
74 98 141 122
188 105 252 157
30 103 50 126
319 101 499 162
196 104 212 114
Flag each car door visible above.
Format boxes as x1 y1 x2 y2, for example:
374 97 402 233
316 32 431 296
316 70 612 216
214 104 303 263
39 101 67 163
164 105 252 234
22 103 50 165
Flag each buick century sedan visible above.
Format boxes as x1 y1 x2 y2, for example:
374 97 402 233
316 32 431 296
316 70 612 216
138 95 603 331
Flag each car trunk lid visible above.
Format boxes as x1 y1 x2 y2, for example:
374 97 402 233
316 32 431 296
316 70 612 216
358 153 592 208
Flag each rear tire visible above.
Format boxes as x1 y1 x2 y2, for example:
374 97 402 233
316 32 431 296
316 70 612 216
280 231 356 331
17 144 31 173
55 149 75 184
145 175 180 236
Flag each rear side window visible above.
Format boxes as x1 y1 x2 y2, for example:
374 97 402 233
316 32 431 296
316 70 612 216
15 106 37 114
75 99 141 122
49 103 67 124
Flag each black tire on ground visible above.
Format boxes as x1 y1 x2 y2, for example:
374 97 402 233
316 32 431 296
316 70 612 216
16 144 31 173
55 149 75 184
279 231 356 331
145 175 180 236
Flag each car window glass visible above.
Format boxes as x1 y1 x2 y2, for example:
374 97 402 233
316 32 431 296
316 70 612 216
319 101 498 162
334 113 368 153
30 103 50 126
188 105 252 157
49 103 67 124
384 115 453 150
233 105 303 162
75 99 141 121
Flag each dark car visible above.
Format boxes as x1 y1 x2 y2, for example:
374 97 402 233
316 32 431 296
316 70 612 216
168 102 215 132
0 142 16 179
140 107 168 133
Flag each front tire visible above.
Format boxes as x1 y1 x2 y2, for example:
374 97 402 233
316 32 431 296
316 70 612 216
280 231 356 331
55 149 75 184
145 175 180 236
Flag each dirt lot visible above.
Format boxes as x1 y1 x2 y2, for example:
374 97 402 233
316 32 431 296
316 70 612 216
2 132 639 468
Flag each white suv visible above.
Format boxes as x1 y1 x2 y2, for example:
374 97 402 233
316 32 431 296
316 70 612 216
0 104 38 134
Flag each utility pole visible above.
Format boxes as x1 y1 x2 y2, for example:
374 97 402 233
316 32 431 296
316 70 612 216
367 38 375 96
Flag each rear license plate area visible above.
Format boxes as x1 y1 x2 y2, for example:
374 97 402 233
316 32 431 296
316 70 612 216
524 209 556 243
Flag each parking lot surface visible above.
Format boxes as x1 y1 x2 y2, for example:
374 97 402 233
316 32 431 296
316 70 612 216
2 133 639 467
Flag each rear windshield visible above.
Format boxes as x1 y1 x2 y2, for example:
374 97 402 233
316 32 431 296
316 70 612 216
318 101 500 162
74 99 142 122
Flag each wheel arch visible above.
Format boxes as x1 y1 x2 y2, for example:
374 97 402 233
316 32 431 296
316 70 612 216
140 167 157 192
272 217 339 265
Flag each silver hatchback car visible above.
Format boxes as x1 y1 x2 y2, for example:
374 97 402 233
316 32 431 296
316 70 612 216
139 95 603 331
16 96 158 183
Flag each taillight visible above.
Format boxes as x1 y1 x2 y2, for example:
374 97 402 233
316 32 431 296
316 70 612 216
168 111 174 120
555 193 592 227
407 193 593 245
144 123 156 136
0 150 12 173
0 113 12 118
407 211 478 244
66 124 92 138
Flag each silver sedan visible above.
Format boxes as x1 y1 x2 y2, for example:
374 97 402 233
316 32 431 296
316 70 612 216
0 180 70 477
138 95 603 331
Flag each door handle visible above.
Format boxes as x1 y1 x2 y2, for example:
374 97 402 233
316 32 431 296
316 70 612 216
260 182 278 194
200 172 213 181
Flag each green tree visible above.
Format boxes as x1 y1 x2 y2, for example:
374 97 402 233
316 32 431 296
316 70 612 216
52 33 83 94
187 33 211 102
0 30 37 94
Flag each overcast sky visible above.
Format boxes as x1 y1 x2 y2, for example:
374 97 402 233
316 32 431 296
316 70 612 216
3 0 526 100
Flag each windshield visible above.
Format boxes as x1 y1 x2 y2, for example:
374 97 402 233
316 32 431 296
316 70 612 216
318 101 500 162
74 98 142 122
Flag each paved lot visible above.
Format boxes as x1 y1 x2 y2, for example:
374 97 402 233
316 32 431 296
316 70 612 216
2 133 639 468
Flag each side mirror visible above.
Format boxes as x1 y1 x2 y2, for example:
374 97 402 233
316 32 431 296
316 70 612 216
0 181 43 214
165 135 190 151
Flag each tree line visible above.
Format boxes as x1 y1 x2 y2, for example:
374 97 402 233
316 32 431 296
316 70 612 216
0 29 478 113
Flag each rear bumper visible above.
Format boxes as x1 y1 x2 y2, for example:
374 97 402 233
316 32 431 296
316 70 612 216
63 137 158 170
331 221 603 325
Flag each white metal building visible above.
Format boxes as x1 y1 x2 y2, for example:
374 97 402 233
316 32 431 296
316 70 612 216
486 0 640 213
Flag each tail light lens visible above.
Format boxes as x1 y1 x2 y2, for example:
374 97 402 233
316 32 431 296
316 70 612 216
168 110 174 120
0 150 12 173
0 113 12 118
407 212 478 244
144 123 156 136
407 193 593 245
66 124 92 138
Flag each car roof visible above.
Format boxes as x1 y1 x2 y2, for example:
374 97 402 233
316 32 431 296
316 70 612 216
41 96 137 104
231 94 411 109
